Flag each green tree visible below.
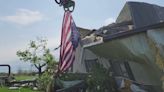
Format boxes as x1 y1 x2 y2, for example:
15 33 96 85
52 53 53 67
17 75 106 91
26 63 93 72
17 38 56 77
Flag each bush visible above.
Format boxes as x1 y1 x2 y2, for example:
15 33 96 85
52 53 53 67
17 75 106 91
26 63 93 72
60 73 88 81
86 63 117 92
59 63 117 92
37 60 58 92
37 72 53 91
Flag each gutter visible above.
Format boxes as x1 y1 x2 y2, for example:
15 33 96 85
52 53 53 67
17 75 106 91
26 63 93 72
103 21 164 42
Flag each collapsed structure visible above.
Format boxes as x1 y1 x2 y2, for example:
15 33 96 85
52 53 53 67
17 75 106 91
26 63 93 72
71 1 164 91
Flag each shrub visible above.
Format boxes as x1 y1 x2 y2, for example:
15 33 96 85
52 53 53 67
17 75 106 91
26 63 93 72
86 63 116 92
37 72 53 91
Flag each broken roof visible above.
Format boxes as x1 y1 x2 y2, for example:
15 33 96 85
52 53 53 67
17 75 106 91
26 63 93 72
117 1 164 28
94 1 164 41
77 27 91 39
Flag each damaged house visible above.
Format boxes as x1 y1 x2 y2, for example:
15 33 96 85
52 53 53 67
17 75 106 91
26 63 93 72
71 1 164 92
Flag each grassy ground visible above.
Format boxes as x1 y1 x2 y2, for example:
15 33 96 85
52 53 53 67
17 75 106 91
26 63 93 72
0 75 40 92
0 87 39 92
15 75 37 81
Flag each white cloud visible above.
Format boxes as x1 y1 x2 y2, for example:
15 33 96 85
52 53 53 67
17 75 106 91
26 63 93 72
47 37 60 49
0 48 18 62
47 36 60 59
0 9 44 26
104 17 115 26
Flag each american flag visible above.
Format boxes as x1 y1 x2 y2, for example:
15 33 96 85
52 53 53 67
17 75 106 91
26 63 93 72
58 11 80 73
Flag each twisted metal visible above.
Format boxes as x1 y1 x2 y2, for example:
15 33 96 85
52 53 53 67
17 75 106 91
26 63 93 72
54 0 75 12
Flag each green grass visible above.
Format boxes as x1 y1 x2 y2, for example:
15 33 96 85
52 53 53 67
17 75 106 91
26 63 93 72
0 75 40 92
0 87 40 92
15 75 37 81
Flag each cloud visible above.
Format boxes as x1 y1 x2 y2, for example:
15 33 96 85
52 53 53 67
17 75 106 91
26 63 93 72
47 36 60 59
104 17 115 26
0 48 18 62
0 9 44 26
47 37 60 49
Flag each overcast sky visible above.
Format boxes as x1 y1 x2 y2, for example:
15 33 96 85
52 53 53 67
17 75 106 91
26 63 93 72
0 0 163 72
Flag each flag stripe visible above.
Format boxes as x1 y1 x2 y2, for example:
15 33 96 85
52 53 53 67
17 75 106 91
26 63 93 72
62 44 73 61
62 14 71 43
59 12 67 68
62 42 72 60
63 52 75 71
58 11 79 73
60 12 71 63
60 46 74 71
61 51 75 71
61 16 71 55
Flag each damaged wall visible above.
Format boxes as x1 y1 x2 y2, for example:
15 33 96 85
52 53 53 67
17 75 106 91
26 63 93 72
87 28 164 85
73 47 110 73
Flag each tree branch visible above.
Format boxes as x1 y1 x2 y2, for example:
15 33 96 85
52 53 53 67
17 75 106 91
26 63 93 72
41 63 47 67
34 64 39 70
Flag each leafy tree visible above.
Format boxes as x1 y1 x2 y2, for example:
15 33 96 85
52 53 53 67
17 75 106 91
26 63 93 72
17 38 56 77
